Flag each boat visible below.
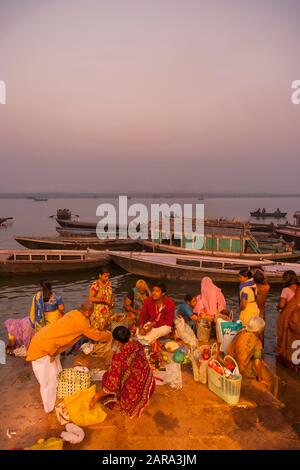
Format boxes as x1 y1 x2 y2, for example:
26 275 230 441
250 208 287 218
33 197 48 202
56 227 98 237
108 251 300 284
56 219 97 229
50 208 79 220
0 249 110 275
138 224 299 261
0 217 13 226
275 211 300 249
14 235 138 251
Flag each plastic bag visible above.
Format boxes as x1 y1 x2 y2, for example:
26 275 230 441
25 437 64 451
216 320 243 353
64 385 107 427
175 317 198 349
154 361 182 389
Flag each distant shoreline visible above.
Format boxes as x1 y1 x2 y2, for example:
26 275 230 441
0 193 300 199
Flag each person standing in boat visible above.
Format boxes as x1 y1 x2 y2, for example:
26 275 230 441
194 277 227 320
276 271 300 373
29 280 65 333
238 269 260 326
137 283 174 343
124 279 151 326
89 266 114 330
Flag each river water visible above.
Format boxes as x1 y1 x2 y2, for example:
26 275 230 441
0 195 299 355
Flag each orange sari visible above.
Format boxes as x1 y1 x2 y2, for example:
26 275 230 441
276 286 300 373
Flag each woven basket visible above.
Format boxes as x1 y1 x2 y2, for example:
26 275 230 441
110 313 129 331
57 368 91 399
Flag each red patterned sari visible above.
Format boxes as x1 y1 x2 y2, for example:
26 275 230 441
102 340 155 418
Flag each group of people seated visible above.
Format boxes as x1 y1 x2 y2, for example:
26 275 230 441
4 265 300 417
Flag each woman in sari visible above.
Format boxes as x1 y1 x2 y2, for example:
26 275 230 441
277 270 299 313
229 317 278 396
239 269 260 326
89 266 114 330
276 273 300 373
194 276 227 320
124 279 151 326
30 280 65 333
90 326 155 418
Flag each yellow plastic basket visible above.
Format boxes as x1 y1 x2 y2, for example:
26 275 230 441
207 355 242 405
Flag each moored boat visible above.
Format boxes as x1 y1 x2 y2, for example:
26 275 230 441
14 235 138 251
275 211 300 249
108 251 300 284
0 249 110 275
56 219 97 229
0 217 13 226
139 224 299 261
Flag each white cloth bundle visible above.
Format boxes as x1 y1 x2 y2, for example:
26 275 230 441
60 423 85 444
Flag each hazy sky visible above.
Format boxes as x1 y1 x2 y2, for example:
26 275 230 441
0 0 300 193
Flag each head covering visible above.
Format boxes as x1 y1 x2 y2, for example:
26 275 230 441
246 316 265 333
136 279 151 295
195 277 226 318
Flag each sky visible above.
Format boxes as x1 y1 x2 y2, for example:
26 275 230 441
0 0 300 193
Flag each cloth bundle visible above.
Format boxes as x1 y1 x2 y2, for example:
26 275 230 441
60 423 85 445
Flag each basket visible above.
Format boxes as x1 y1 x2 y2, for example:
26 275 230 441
57 368 91 399
196 318 211 342
207 355 242 405
110 313 129 331
191 343 218 384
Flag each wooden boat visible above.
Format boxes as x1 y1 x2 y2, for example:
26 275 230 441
14 235 138 251
56 227 98 237
139 224 299 261
108 251 300 284
0 217 13 226
56 219 97 229
250 209 287 218
0 249 110 275
275 212 300 249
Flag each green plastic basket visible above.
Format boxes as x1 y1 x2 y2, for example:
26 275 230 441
207 355 242 405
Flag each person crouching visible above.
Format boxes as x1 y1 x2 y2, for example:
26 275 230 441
26 301 111 413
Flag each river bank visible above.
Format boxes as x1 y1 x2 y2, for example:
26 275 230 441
0 355 299 450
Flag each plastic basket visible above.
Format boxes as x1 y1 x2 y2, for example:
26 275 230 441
207 355 242 405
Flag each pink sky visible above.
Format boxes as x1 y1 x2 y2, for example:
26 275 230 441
0 0 300 192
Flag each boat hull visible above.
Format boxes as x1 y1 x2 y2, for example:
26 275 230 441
275 227 300 249
109 252 286 284
15 236 138 251
56 219 97 229
0 250 110 275
138 240 300 261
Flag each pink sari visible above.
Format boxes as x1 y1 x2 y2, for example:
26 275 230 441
195 277 226 318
